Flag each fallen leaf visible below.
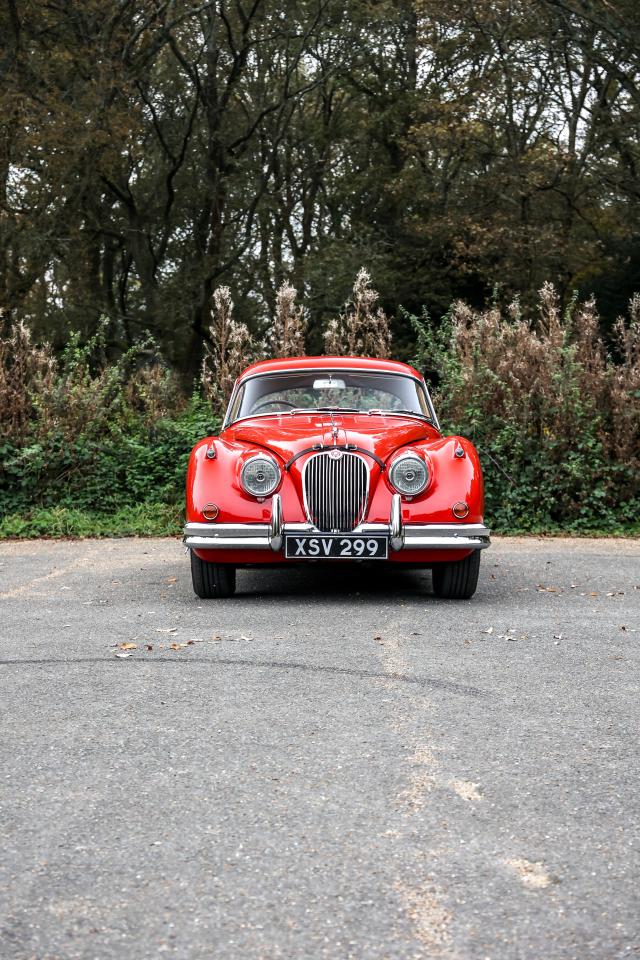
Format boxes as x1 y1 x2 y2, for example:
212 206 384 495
554 633 563 640
481 627 494 634
170 642 187 650
155 628 178 634
146 644 153 651
119 642 137 650
189 638 204 643
114 652 131 659
165 577 177 583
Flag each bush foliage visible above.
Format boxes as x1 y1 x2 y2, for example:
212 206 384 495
0 323 214 535
1 280 638 538
410 285 640 533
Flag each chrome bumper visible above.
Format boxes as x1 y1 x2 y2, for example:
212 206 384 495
184 495 491 552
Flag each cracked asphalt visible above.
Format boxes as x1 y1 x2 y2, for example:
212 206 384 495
0 536 639 960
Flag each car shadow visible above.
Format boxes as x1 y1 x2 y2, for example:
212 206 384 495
234 563 432 600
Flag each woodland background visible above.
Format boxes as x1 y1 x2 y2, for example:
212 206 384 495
1 0 639 536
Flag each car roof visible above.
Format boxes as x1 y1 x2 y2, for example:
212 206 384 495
238 356 424 382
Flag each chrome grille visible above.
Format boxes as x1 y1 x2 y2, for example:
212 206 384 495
303 452 368 532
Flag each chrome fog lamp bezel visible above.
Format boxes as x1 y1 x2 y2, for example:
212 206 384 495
240 454 281 498
389 453 429 496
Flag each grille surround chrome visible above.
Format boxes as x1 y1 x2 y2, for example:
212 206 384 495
302 451 369 532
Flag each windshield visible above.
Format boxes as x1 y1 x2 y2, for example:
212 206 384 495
227 370 432 423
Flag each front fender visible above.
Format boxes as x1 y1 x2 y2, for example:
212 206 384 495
367 435 485 524
186 437 308 525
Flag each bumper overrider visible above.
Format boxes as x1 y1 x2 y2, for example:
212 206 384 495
184 495 491 553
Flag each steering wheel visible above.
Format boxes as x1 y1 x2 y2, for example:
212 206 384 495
251 399 299 414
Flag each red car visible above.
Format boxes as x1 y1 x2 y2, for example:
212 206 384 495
184 357 490 599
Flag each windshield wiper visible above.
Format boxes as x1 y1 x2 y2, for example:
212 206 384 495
285 406 433 422
288 406 360 415
314 406 360 413
368 408 433 423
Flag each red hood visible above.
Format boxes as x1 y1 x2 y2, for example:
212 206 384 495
222 412 439 463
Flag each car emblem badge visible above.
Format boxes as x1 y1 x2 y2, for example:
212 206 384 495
328 448 343 460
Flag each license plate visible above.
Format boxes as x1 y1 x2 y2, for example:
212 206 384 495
285 534 388 560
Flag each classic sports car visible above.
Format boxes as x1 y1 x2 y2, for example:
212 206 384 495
184 356 490 599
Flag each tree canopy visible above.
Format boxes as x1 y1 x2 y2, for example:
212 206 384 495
2 0 639 372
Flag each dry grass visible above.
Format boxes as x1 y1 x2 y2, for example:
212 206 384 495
201 286 255 404
270 282 307 357
0 317 182 444
324 267 392 358
443 284 640 476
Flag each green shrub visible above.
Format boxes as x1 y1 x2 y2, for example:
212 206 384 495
0 320 217 534
0 503 183 539
1 284 638 539
408 285 640 533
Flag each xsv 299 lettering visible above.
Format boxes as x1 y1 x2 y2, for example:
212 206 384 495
284 536 388 559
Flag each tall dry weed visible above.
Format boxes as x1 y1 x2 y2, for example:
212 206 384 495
201 286 254 406
414 284 640 529
0 317 56 441
324 268 392 358
270 282 307 357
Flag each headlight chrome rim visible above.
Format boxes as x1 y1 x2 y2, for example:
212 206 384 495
240 454 281 498
389 453 429 496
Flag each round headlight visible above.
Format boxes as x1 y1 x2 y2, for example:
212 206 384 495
389 454 429 496
240 455 280 497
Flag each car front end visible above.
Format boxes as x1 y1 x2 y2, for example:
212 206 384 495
184 357 490 598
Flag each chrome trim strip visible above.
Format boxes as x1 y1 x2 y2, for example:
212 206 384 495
389 494 404 551
269 494 283 552
184 520 490 551
185 536 272 550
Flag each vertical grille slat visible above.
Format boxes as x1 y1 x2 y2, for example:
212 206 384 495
303 452 368 532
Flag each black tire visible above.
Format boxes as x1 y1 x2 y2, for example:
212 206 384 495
432 550 481 600
190 551 236 599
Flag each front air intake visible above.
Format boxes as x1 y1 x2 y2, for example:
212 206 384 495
303 451 368 532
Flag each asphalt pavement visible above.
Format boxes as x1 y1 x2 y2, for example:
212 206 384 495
0 536 639 960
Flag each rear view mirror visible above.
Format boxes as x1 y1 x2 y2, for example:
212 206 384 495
313 378 346 390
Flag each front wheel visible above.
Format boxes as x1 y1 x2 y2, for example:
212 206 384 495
432 551 481 600
190 551 236 599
